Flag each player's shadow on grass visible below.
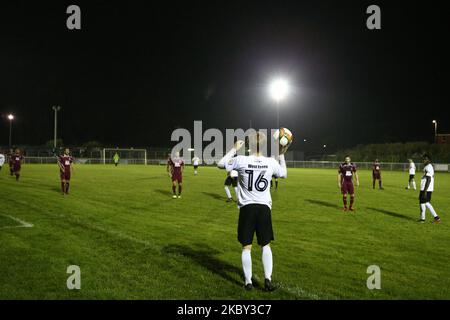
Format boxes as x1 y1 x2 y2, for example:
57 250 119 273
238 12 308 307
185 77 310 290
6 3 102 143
51 186 63 194
202 192 224 202
154 189 173 196
306 199 342 210
366 207 416 221
164 244 246 287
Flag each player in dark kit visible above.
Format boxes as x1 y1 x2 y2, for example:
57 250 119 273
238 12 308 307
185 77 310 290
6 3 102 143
338 156 359 211
372 159 383 190
167 152 184 199
58 148 74 195
8 149 14 176
11 149 23 181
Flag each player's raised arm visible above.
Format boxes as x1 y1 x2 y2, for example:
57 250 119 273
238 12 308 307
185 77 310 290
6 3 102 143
272 154 287 179
217 140 244 170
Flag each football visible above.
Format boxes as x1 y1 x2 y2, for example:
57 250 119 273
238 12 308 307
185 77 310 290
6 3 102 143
273 127 294 147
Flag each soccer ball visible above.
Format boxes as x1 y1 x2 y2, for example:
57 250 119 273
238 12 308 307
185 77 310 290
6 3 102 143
273 127 293 147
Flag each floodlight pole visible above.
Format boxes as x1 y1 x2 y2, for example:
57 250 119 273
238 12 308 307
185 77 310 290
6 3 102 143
8 118 13 147
52 106 61 149
433 120 437 143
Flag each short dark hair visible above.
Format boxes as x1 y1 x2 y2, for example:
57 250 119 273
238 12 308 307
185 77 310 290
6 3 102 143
422 154 431 160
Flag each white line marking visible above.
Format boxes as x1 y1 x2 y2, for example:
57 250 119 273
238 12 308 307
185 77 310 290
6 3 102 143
0 214 34 230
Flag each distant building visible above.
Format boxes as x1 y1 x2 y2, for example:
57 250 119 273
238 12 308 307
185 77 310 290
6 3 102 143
436 134 450 145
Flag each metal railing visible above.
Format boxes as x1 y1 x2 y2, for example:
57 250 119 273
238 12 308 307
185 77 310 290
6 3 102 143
20 157 450 172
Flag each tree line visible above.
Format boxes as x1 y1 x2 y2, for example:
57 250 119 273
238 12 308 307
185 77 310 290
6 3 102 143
335 142 450 163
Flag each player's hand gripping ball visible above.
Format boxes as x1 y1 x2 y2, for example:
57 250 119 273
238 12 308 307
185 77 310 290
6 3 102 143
273 127 293 154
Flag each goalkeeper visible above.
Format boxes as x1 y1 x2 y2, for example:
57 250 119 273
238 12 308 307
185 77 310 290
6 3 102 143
113 152 120 167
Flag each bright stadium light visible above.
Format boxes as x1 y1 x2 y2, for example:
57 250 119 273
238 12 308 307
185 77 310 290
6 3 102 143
7 114 14 120
269 78 289 103
269 77 290 131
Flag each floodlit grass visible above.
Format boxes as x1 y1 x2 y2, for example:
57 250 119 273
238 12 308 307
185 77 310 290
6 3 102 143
0 164 449 299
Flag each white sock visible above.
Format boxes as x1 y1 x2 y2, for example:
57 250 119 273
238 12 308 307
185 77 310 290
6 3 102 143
241 249 252 285
425 202 438 218
262 245 273 281
412 181 416 190
194 170 197 175
224 186 232 199
420 204 426 220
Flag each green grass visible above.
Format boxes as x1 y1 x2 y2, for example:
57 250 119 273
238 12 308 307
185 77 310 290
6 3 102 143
0 164 449 300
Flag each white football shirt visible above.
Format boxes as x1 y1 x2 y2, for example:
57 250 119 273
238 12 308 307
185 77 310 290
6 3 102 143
192 157 200 166
420 163 434 192
223 155 287 209
409 162 416 175
0 154 5 166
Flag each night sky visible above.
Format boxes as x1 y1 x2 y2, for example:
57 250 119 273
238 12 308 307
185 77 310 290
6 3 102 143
0 0 448 151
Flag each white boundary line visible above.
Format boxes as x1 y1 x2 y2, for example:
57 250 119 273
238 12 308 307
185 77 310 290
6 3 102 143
0 214 34 230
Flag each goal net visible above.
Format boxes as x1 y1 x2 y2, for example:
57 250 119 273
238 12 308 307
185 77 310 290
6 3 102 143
102 148 147 165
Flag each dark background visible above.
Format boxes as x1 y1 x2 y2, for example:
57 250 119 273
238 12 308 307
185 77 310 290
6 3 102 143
0 0 448 151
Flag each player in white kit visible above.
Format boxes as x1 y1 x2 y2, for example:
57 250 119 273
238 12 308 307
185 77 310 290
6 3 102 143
218 132 288 291
224 169 239 202
0 152 5 171
418 154 441 223
192 155 200 175
406 159 416 190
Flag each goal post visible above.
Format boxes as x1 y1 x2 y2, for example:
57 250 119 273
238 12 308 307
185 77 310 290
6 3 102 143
102 148 147 165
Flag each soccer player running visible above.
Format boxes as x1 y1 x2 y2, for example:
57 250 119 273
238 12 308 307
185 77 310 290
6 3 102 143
58 148 74 195
113 152 120 167
0 152 5 171
11 149 23 181
8 149 14 176
167 152 184 199
338 156 359 211
418 154 441 223
406 159 416 190
224 170 238 202
218 132 288 291
192 155 200 175
372 159 383 190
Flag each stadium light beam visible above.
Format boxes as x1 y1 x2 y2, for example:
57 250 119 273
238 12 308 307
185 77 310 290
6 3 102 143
269 77 290 131
269 78 289 103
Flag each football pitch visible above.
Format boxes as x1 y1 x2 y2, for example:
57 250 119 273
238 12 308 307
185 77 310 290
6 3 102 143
1 164 449 300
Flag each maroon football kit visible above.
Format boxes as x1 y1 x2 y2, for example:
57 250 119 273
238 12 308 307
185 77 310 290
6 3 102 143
59 155 73 180
10 154 23 181
372 162 381 180
168 157 184 183
339 162 357 195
